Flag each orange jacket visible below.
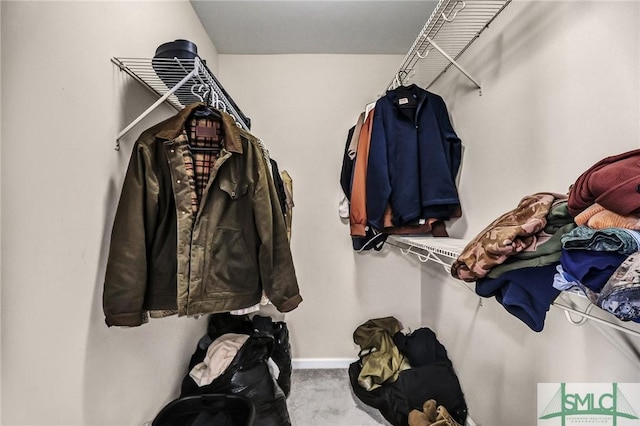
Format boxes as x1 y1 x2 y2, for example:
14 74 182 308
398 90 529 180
350 108 375 236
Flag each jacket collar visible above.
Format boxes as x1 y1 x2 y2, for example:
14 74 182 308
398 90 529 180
385 84 426 104
155 102 244 154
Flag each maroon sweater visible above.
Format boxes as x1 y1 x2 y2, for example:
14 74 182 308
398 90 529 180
568 148 640 217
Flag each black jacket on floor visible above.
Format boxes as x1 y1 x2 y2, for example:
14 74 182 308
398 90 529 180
181 333 291 426
349 327 468 426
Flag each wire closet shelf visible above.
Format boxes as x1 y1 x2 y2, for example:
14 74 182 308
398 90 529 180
112 56 250 145
389 0 512 92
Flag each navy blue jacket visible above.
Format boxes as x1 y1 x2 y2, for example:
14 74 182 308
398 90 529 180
366 85 462 229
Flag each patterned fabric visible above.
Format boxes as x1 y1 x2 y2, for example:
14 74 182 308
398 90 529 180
597 252 640 321
558 252 640 322
451 193 563 282
484 201 575 279
183 117 223 214
485 223 575 280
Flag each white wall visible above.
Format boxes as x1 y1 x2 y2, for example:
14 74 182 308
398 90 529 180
1 1 221 424
417 1 640 425
218 54 423 360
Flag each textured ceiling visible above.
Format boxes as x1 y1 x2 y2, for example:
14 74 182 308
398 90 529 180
190 1 438 54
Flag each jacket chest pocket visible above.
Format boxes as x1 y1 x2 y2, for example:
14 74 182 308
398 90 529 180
219 180 248 200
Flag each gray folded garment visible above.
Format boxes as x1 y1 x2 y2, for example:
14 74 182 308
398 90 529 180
561 225 640 255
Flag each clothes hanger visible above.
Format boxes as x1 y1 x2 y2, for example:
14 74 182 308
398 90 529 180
191 83 207 102
185 84 224 153
211 92 244 128
215 96 227 113
190 83 222 121
389 71 415 92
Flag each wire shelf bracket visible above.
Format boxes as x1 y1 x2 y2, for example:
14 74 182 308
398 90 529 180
423 36 482 91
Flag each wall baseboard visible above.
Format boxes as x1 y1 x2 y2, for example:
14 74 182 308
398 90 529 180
292 358 357 369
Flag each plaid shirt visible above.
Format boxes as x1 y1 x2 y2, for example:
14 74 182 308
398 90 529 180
182 117 223 215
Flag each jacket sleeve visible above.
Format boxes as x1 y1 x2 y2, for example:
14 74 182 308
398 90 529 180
252 144 302 312
434 95 462 181
365 105 392 230
103 143 158 327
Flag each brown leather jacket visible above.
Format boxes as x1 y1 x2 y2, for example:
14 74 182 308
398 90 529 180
103 103 302 326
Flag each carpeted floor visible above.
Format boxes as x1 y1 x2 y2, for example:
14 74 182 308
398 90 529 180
287 369 389 426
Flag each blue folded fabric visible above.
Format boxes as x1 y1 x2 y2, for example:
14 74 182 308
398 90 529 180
560 249 627 292
476 263 561 332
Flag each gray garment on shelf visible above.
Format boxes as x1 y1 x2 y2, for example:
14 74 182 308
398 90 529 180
561 226 640 254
